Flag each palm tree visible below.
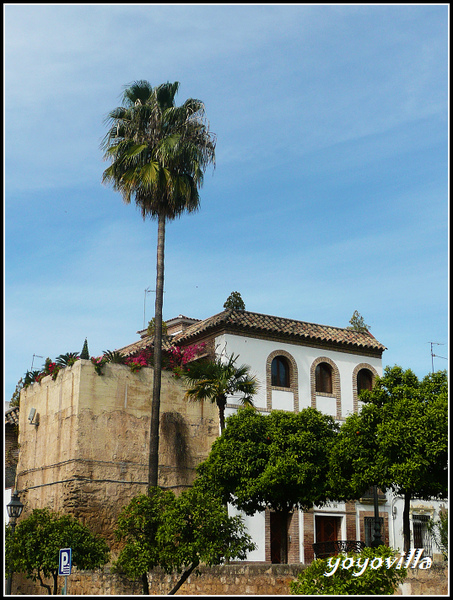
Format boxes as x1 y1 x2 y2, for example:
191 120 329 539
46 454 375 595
183 354 258 432
101 81 216 488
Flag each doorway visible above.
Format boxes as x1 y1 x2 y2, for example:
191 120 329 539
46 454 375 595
315 515 341 557
270 511 291 563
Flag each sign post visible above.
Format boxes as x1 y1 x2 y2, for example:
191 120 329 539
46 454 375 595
58 548 72 595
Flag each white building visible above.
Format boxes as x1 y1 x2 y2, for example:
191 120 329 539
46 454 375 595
167 309 445 563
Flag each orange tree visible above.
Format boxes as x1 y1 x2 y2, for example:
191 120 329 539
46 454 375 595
195 406 339 563
114 486 255 595
5 508 109 594
329 367 448 552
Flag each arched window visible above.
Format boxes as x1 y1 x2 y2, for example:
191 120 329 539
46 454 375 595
271 356 290 387
357 368 373 393
352 363 379 413
315 362 333 394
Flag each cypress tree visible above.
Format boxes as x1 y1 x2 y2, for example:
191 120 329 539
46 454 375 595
81 338 90 360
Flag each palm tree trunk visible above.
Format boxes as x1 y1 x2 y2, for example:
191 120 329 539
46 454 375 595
217 395 227 433
148 212 166 489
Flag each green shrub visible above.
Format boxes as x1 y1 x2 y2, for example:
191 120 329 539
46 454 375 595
428 509 448 561
290 546 407 595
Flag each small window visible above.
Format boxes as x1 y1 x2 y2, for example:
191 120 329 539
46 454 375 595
357 368 373 393
315 363 333 394
271 356 290 387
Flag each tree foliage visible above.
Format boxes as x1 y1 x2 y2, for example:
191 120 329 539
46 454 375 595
80 338 90 360
9 378 24 408
101 80 216 222
102 349 128 364
329 366 448 552
196 407 338 514
223 291 245 310
347 310 370 332
428 508 448 561
146 317 168 337
5 508 109 595
195 407 338 563
113 486 255 594
290 546 407 595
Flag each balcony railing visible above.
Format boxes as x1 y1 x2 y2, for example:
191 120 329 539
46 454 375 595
312 540 366 559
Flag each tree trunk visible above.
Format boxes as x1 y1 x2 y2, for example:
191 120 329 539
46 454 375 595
141 572 149 595
37 570 52 594
168 560 200 595
148 212 166 489
280 510 290 564
216 395 227 433
402 490 411 554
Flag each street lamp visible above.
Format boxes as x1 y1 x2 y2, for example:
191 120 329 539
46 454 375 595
6 490 24 595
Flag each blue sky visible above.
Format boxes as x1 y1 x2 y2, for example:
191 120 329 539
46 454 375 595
4 4 448 404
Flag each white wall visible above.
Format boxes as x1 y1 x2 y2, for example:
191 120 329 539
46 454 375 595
215 332 447 563
228 504 266 561
387 494 446 557
4 487 12 525
216 332 382 418
216 330 384 562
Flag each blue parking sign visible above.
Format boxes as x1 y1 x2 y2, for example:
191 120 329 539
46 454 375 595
59 548 72 576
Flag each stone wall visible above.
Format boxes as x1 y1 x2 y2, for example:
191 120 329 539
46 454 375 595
15 360 219 549
395 563 448 595
12 562 449 595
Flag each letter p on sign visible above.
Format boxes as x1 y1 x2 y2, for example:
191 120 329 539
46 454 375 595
59 548 72 576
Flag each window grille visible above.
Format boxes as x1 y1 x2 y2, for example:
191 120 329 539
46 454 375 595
413 514 432 557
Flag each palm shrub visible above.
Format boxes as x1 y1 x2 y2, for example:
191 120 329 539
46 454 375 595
55 352 80 367
183 353 258 432
103 350 127 364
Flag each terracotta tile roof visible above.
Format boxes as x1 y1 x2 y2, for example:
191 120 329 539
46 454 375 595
173 309 386 353
5 406 20 425
167 314 200 323
116 335 174 357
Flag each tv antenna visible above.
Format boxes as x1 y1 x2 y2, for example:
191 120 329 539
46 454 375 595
428 342 447 373
143 287 153 329
143 287 166 329
31 354 44 371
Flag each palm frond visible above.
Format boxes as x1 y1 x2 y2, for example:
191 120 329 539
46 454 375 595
102 80 215 222
183 354 258 408
55 352 80 367
103 350 127 364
